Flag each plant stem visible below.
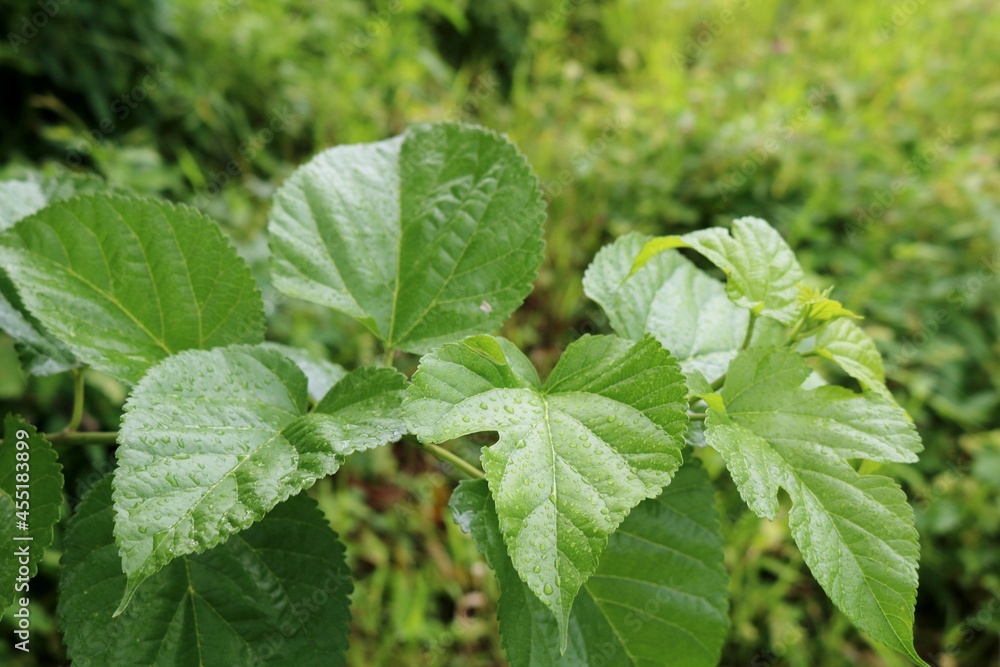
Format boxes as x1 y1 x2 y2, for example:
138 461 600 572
383 347 395 368
786 316 806 346
419 442 485 480
709 374 726 391
0 431 121 448
48 431 119 446
688 412 707 421
65 367 87 432
741 312 758 351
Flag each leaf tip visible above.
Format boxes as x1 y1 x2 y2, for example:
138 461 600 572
630 236 687 276
463 335 508 366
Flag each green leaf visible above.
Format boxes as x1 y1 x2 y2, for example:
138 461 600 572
797 285 860 321
0 180 47 230
584 232 788 384
60 476 353 667
406 334 688 646
0 271 78 376
0 175 108 375
0 194 265 383
0 414 63 611
268 122 545 353
451 461 729 667
584 232 748 382
259 341 347 403
634 217 804 324
814 318 891 399
113 345 406 611
704 347 926 664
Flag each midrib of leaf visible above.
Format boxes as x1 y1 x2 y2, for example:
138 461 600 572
103 201 172 346
772 443 915 652
28 222 173 357
117 387 298 613
301 179 373 322
388 143 495 348
154 205 205 347
182 557 208 667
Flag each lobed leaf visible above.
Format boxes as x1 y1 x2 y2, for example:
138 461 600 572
0 415 63 611
0 194 265 383
704 346 926 664
406 334 688 647
259 341 347 403
451 461 729 667
584 232 748 383
633 217 804 324
60 476 353 667
268 122 546 353
113 345 406 611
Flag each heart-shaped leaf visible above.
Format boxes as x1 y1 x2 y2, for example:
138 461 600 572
268 122 545 353
406 334 687 647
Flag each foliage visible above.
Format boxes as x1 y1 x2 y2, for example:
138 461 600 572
0 122 933 666
2 1 999 665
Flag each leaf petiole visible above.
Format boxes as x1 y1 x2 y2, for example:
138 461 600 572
417 441 485 479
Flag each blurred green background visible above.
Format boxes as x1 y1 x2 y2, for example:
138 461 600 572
1 0 999 665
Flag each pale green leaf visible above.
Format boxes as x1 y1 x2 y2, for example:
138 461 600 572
814 318 891 399
584 232 790 383
0 180 46 230
0 415 63 611
60 476 353 667
113 345 406 611
0 195 265 383
634 217 804 324
268 122 545 353
705 347 926 664
797 285 860 321
406 334 688 646
584 232 747 382
451 461 729 667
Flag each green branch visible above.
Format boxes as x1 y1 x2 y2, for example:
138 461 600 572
65 367 87 433
418 441 485 479
0 430 120 448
